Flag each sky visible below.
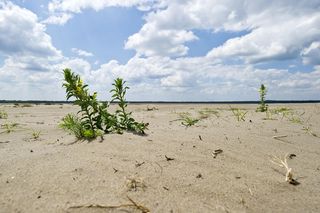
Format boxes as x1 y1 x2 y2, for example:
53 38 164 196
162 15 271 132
0 0 319 101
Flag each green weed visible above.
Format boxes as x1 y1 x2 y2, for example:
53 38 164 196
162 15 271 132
256 84 268 112
231 108 247 121
175 112 199 127
62 68 147 140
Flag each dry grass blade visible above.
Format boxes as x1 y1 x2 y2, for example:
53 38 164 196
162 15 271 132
270 154 299 185
68 196 150 213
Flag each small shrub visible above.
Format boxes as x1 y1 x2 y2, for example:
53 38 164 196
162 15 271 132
256 84 268 112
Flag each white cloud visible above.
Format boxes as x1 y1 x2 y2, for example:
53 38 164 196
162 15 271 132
0 2 61 58
71 48 94 57
301 42 320 65
48 0 163 13
42 13 73 25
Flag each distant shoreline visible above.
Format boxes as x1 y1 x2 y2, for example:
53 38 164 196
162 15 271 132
1 100 319 104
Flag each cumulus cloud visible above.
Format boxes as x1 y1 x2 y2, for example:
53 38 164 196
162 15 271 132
0 2 61 58
71 48 94 57
48 0 163 13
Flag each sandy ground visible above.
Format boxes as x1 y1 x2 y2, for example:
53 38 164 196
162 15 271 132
0 103 320 213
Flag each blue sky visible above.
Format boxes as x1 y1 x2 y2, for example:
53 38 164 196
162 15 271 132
0 0 319 101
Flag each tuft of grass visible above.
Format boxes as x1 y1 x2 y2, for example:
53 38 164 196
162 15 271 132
231 107 247 121
198 108 219 119
0 109 8 119
1 122 19 133
177 112 199 127
31 129 41 140
59 114 99 140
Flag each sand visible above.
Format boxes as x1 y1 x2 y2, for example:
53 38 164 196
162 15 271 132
0 103 320 213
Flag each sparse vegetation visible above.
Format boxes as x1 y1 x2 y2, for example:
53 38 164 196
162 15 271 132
231 107 247 121
177 112 199 127
1 122 19 134
31 129 41 140
198 108 219 119
61 68 147 140
0 109 8 119
256 84 268 112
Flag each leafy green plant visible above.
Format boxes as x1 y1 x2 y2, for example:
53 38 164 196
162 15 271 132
0 109 8 119
256 84 268 112
61 68 147 140
110 78 148 134
231 108 247 121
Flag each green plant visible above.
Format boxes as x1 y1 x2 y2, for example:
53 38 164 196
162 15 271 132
1 122 19 133
231 108 247 121
256 84 268 112
0 109 8 119
63 69 108 139
177 113 199 127
59 114 90 139
61 68 147 140
110 78 148 134
31 130 41 140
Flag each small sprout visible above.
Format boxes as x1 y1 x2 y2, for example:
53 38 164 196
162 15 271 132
198 108 219 119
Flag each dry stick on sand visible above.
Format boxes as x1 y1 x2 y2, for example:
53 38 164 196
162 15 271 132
270 154 299 185
68 196 150 213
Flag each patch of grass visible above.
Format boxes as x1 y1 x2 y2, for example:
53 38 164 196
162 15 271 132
0 109 8 119
198 108 219 119
231 107 247 121
31 129 41 140
177 112 199 127
1 122 19 133
59 113 98 140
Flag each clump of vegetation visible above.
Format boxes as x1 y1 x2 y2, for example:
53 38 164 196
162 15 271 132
31 129 41 140
256 84 268 112
177 112 199 127
231 107 247 121
0 109 8 119
198 108 219 119
61 68 147 140
1 122 19 134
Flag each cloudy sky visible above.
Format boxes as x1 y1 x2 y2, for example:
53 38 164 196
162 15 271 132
0 0 319 101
